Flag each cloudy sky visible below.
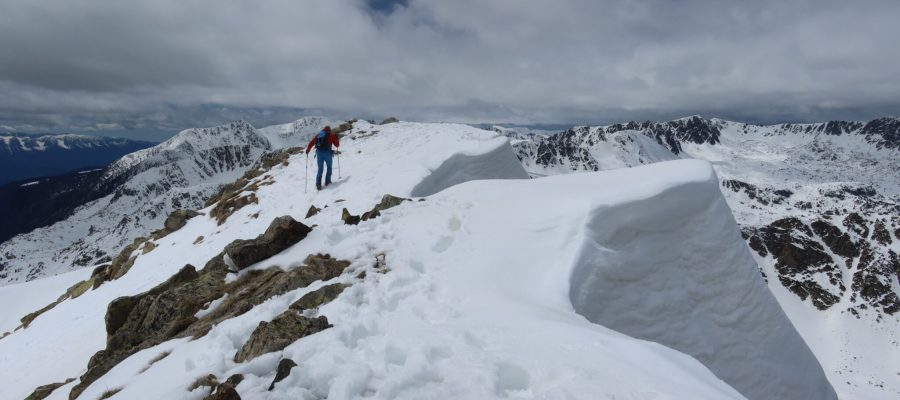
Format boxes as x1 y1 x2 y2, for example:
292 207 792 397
1 0 898 141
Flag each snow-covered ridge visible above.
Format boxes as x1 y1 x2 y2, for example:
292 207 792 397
0 117 330 285
0 122 834 399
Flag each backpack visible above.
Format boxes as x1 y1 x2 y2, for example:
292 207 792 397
315 131 329 150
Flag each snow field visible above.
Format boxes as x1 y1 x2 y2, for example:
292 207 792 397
2 121 833 399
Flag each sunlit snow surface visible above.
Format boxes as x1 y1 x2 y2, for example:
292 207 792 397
0 122 834 399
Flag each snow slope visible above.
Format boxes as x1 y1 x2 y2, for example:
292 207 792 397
0 121 833 399
509 116 900 400
0 117 329 285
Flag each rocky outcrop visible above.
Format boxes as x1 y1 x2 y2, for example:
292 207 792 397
181 254 351 339
745 218 844 310
380 117 399 125
722 179 792 206
24 378 74 400
234 311 331 363
224 216 312 271
151 209 201 240
290 283 349 312
305 205 321 218
70 263 228 399
203 374 244 400
268 358 298 391
342 195 410 225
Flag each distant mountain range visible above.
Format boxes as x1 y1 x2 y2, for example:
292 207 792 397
0 133 156 185
0 117 330 283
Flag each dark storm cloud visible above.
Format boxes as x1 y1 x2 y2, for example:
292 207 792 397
1 0 898 139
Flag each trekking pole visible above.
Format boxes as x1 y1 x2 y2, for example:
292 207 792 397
304 153 308 193
337 150 342 179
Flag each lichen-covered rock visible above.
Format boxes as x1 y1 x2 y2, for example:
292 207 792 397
24 378 74 400
290 283 348 312
233 311 331 363
181 255 350 339
224 216 312 271
268 358 298 391
151 209 201 239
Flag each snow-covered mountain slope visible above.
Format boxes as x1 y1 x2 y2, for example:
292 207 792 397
0 117 331 285
0 121 834 400
510 115 900 400
0 133 155 185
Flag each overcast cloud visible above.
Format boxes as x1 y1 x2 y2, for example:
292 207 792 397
1 0 898 140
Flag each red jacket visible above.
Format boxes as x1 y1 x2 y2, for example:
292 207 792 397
306 131 340 153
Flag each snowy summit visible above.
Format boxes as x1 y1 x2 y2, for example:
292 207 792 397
0 120 835 400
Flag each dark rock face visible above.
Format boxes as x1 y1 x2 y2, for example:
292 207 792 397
859 117 900 150
852 245 900 316
224 216 312 271
810 220 859 259
872 220 892 246
291 283 349 311
723 179 792 206
234 312 331 363
747 218 844 310
268 358 298 391
844 213 870 238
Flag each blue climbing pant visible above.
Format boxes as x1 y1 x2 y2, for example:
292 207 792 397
316 149 333 187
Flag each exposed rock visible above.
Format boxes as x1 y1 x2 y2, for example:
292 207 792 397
758 217 843 310
268 358 298 391
722 180 791 206
203 374 244 400
194 235 205 245
224 216 312 271
151 209 201 240
305 205 321 218
852 245 900 315
210 192 258 225
346 195 411 224
20 276 97 328
24 378 74 400
290 283 349 311
341 208 360 225
187 374 219 392
72 264 227 400
380 117 399 125
873 220 892 245
843 213 869 238
234 311 331 363
181 254 350 339
142 241 158 254
810 219 859 258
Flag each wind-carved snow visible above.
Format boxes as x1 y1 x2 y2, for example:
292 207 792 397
410 140 529 197
0 122 831 400
568 161 835 400
508 116 900 400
